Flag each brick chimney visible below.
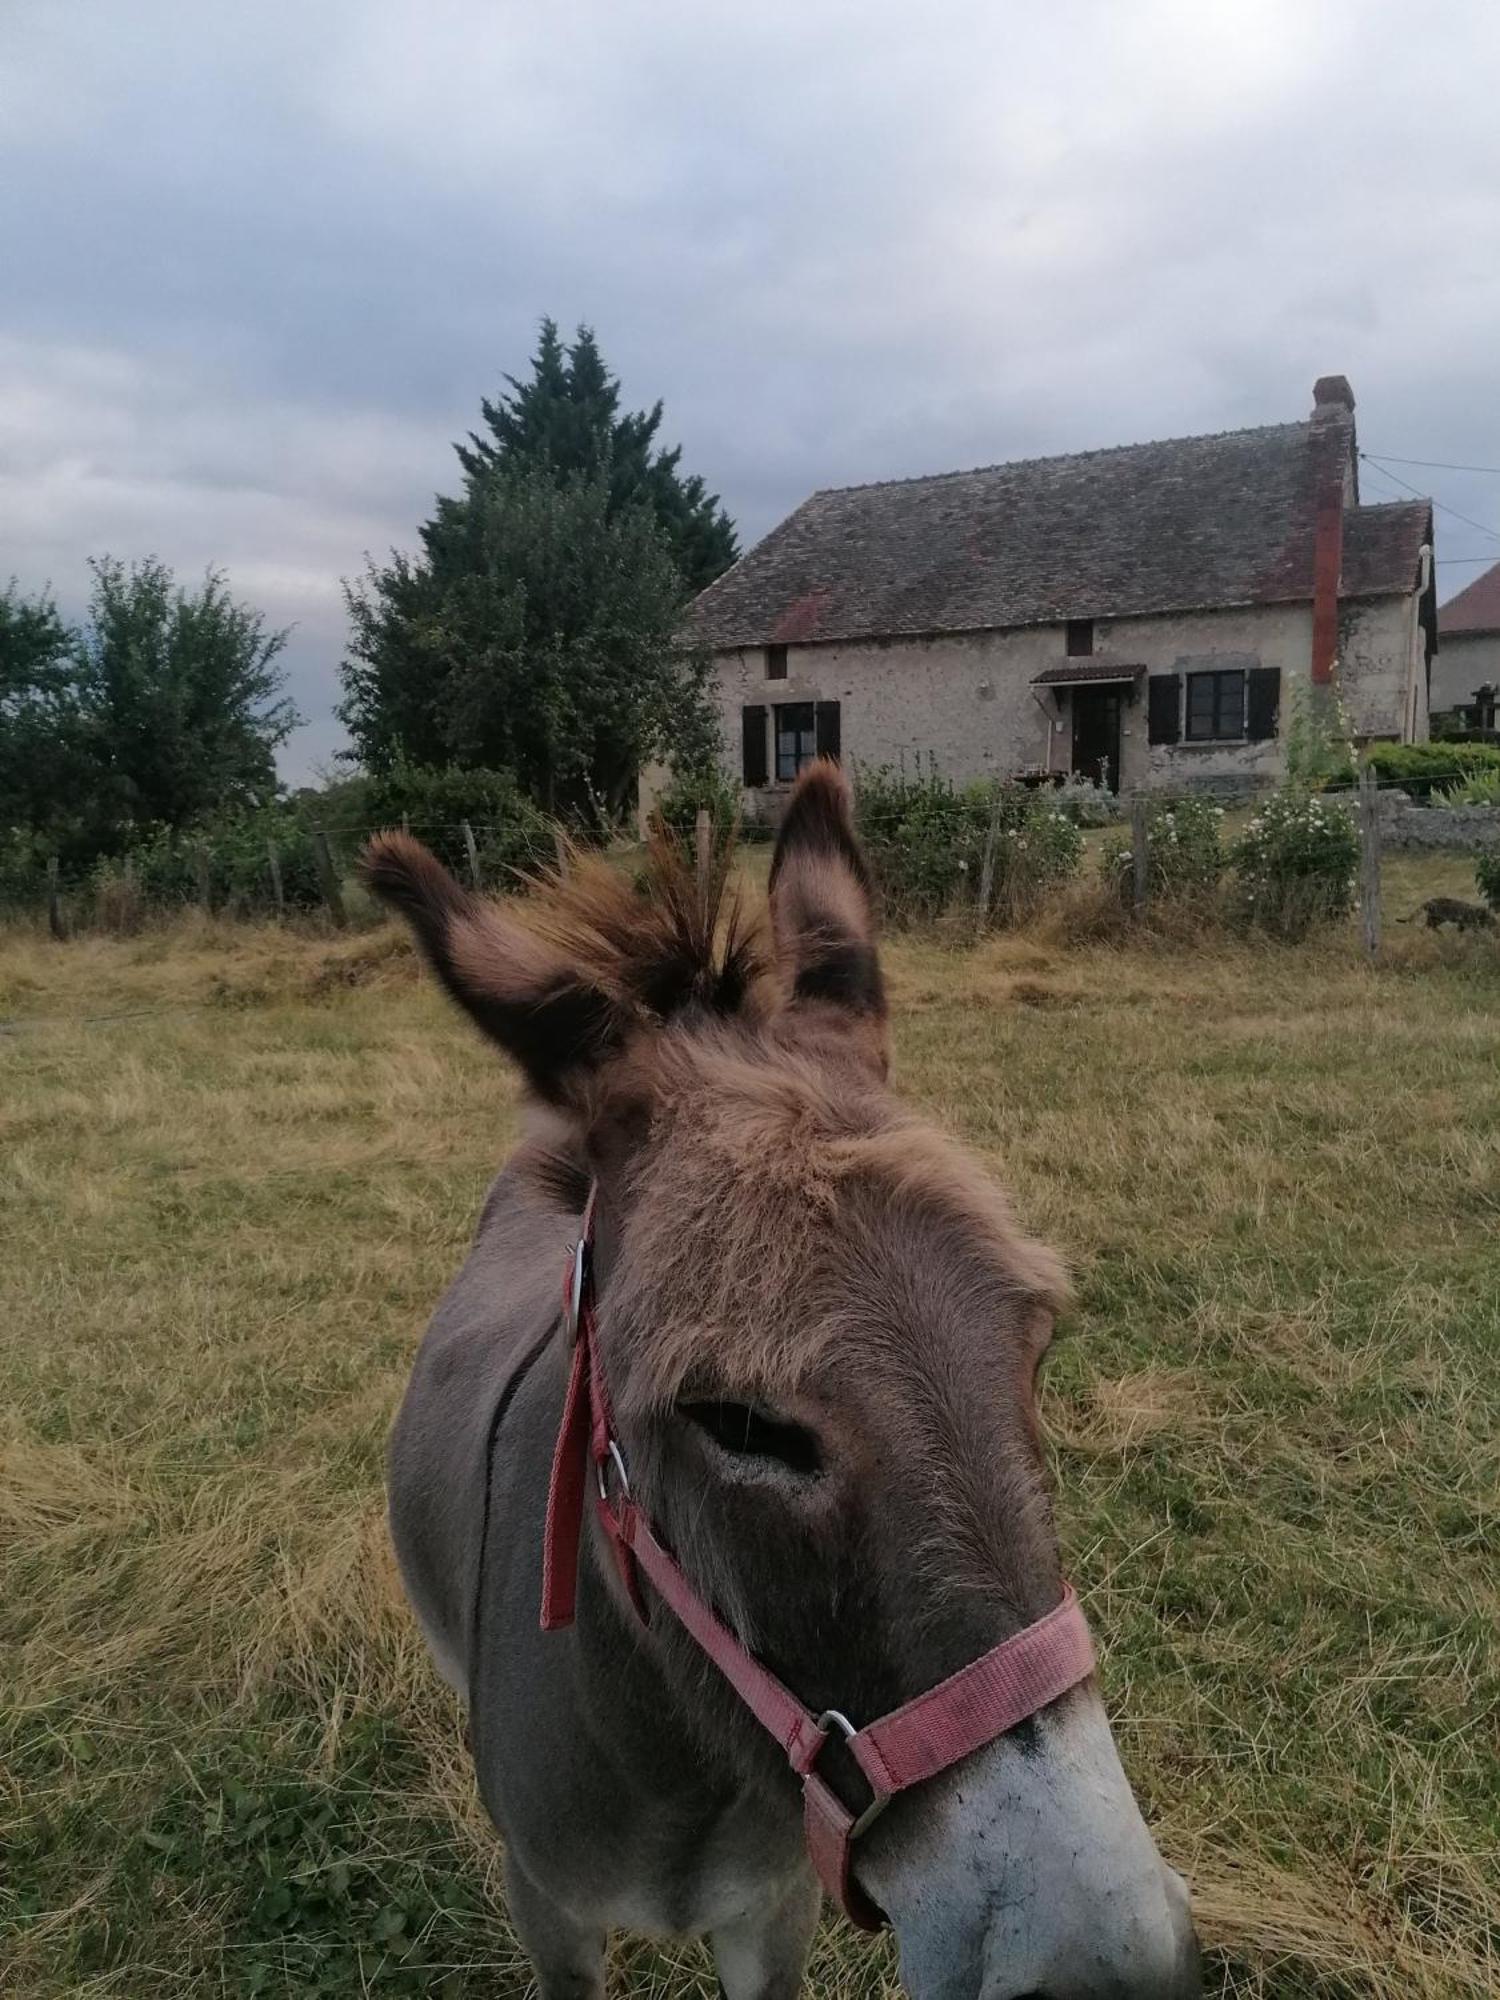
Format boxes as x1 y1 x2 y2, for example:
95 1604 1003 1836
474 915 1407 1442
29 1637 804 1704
1309 376 1356 684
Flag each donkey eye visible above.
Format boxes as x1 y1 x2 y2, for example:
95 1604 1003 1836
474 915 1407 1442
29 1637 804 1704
678 1401 822 1476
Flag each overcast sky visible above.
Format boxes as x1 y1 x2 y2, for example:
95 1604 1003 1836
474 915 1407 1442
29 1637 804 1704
4 0 1498 780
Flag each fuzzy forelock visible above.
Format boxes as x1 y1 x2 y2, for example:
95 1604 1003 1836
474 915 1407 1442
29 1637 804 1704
514 824 770 1026
603 1026 1070 1413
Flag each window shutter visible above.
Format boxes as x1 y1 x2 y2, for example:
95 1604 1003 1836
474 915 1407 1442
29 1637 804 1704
1147 674 1181 746
741 705 768 787
1247 667 1281 742
815 700 841 762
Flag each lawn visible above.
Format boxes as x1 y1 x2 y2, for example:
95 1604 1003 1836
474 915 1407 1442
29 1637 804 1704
2 872 1497 1998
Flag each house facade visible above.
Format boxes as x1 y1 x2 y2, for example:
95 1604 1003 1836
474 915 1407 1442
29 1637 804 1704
1432 561 1500 722
684 378 1435 814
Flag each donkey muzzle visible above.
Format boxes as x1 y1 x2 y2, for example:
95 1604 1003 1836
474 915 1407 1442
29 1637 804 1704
855 1683 1202 2000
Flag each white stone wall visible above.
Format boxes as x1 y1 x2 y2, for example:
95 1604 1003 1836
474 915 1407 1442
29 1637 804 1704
1340 594 1428 743
709 597 1425 805
1431 631 1500 713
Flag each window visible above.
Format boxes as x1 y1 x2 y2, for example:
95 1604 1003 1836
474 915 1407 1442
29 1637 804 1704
1185 669 1247 741
1066 618 1094 658
774 702 817 781
766 644 788 680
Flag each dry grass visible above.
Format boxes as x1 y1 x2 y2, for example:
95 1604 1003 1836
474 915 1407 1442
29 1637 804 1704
2 874 1497 1997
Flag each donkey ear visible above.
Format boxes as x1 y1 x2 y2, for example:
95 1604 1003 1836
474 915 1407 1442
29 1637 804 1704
361 833 621 1107
768 761 888 1057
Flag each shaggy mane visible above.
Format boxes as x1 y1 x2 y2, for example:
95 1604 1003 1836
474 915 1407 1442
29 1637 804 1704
517 821 770 1026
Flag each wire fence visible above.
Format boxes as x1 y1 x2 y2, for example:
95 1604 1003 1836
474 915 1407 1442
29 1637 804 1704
5 773 1500 950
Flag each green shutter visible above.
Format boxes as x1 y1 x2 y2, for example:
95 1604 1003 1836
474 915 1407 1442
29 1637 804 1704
1247 667 1281 742
1147 674 1181 746
741 705 768 787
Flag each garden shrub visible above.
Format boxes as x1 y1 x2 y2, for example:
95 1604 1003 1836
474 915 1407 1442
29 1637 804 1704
1365 740 1500 799
1048 775 1121 827
1433 769 1500 808
357 763 553 883
1230 788 1359 939
98 812 328 917
0 827 51 909
1284 678 1357 791
1101 795 1225 906
855 769 1081 927
652 761 743 862
1477 849 1500 914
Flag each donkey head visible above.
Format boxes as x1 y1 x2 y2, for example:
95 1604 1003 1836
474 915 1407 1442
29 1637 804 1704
365 766 1200 2000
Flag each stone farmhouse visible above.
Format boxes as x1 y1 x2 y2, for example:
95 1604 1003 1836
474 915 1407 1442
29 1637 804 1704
685 377 1435 814
1432 560 1500 727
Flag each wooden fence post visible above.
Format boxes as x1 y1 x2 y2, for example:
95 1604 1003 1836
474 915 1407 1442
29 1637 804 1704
312 828 347 928
1359 763 1381 961
553 827 569 874
46 855 66 941
194 846 212 914
1130 792 1150 914
975 788 1004 933
266 840 286 917
462 820 482 890
694 808 711 899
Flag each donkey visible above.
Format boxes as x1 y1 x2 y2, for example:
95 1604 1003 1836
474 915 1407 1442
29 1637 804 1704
365 763 1200 2000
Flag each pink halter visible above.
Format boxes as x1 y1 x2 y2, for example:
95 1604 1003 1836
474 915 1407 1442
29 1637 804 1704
539 1197 1096 1931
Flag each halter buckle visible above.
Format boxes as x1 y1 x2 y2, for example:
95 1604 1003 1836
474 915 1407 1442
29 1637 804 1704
596 1439 631 1504
566 1233 589 1341
815 1709 891 1839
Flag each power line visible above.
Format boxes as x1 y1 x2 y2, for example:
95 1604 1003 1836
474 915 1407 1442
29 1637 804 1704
1358 453 1500 544
1435 556 1498 567
1363 450 1500 477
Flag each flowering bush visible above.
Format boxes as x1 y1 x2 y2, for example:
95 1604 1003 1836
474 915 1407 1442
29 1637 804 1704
1102 795 1225 905
1048 775 1121 827
1284 677 1357 790
1477 849 1500 913
981 784 1084 925
855 770 1081 927
1231 788 1359 938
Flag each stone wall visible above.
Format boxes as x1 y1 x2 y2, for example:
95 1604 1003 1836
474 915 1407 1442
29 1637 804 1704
1376 792 1500 851
710 594 1423 816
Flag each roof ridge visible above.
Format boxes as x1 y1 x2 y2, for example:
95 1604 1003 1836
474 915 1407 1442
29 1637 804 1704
806 419 1311 501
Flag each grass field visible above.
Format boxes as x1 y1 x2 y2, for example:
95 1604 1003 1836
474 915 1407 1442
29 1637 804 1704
3 858 1498 1998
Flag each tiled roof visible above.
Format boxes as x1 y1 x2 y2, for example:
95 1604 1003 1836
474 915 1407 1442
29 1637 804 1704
689 417 1431 649
1342 501 1433 598
1032 661 1146 685
1438 559 1500 635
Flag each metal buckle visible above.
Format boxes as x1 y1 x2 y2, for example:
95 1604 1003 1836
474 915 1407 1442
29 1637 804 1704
596 1438 631 1504
815 1710 891 1839
566 1234 589 1341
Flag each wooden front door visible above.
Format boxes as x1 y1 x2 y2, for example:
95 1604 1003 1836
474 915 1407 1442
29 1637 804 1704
1071 687 1122 791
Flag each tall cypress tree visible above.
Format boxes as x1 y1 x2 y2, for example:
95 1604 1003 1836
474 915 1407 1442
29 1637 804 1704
340 324 734 806
448 321 737 590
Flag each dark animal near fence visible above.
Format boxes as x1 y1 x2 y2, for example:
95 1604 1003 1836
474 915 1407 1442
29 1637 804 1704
1404 897 1495 932
362 764 1200 1999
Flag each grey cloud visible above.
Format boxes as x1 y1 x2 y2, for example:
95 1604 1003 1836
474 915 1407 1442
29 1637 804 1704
3 0 1498 781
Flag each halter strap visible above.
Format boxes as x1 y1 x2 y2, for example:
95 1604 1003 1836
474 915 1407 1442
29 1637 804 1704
539 1199 1096 1930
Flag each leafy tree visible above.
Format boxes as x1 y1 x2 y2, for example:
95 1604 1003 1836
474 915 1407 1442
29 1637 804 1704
342 466 708 818
453 321 737 590
0 582 96 849
78 558 299 830
339 324 733 814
